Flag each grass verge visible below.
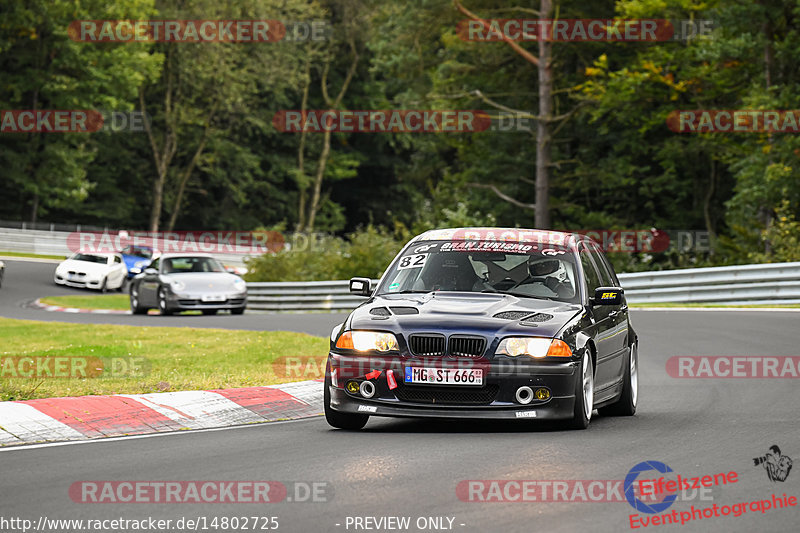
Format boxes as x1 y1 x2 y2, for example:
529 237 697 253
0 251 65 260
39 294 130 311
0 318 328 401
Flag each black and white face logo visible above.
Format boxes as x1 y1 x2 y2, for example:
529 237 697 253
753 444 793 482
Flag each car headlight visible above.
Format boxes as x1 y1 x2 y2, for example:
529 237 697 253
232 278 246 291
170 280 185 292
335 330 399 352
496 337 572 358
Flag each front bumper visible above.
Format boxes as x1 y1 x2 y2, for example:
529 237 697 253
327 353 578 420
54 275 104 290
164 291 247 311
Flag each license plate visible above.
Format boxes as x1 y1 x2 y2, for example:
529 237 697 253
201 295 226 302
404 367 483 386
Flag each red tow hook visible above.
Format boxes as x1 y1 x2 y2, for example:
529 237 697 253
386 369 398 390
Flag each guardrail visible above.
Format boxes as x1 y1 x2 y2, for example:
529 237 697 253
0 227 249 266
245 262 800 312
246 280 378 312
619 262 800 305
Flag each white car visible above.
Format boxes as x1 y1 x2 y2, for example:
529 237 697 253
54 252 127 292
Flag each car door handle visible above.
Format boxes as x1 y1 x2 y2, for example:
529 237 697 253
608 306 627 319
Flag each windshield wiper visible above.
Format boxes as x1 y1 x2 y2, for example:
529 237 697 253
378 289 432 295
494 291 559 301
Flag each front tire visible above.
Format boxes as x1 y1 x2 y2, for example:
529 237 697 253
568 350 594 430
599 343 638 417
158 286 173 316
324 365 368 430
202 309 218 316
231 307 245 315
100 276 108 293
130 285 147 315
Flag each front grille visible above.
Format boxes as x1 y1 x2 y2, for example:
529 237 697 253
449 336 486 357
409 334 446 356
395 382 499 405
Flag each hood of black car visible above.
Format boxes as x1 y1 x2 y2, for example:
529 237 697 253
348 291 583 339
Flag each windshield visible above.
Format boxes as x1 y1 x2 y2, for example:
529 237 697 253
122 246 153 258
162 256 225 274
376 240 581 303
72 253 108 264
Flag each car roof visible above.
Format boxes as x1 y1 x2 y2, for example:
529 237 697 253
74 251 115 257
410 227 586 250
157 253 216 259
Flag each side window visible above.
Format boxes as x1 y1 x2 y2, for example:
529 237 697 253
114 255 122 264
591 243 620 286
589 244 614 287
579 245 602 296
149 258 159 272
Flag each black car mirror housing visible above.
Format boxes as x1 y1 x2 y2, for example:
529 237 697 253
591 286 624 306
349 277 372 296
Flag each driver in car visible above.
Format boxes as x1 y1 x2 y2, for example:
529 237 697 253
514 257 572 299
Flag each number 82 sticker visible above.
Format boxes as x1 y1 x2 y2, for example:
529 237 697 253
397 254 428 269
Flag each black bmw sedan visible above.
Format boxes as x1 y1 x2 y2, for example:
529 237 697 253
325 227 638 430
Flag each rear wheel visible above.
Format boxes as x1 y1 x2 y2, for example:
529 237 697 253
130 285 147 315
568 350 594 430
599 343 638 417
158 287 173 316
324 366 368 430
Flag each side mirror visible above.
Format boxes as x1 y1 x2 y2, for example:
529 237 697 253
144 267 158 276
349 277 372 297
592 286 624 306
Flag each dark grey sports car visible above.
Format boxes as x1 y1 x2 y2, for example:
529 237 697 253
129 254 247 315
325 227 638 430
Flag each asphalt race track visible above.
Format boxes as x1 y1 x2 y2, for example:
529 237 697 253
0 259 347 336
1 258 799 532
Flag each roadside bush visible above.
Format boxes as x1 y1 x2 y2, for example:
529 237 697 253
244 225 403 281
